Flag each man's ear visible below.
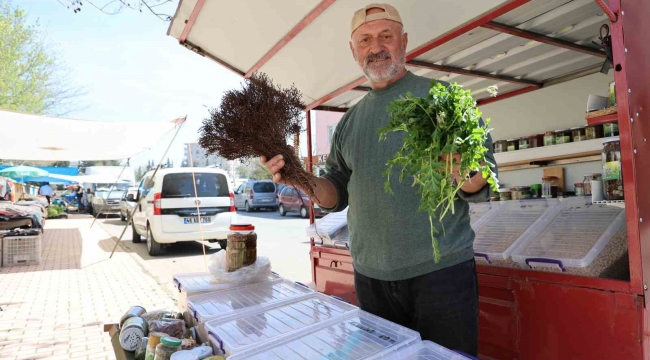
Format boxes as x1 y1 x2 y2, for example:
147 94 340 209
349 41 358 61
402 32 408 52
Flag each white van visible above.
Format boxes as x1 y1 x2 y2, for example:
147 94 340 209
131 168 235 256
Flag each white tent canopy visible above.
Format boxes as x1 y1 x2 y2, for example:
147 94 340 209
47 174 132 184
0 110 184 161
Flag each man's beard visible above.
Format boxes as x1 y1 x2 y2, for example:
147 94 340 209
362 48 406 83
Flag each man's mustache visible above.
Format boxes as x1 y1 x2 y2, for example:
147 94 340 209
365 51 392 65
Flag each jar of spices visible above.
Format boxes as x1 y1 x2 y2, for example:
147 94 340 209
583 175 593 196
510 186 531 200
555 129 572 144
602 137 624 200
147 332 166 360
507 139 518 151
226 225 257 272
571 127 586 142
494 140 508 153
574 182 585 196
542 176 559 199
604 123 619 137
530 184 542 198
518 137 530 150
498 188 512 201
155 337 182 360
585 124 604 140
544 131 555 146
529 134 544 148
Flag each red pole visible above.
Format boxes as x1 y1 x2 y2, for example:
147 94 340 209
306 110 315 225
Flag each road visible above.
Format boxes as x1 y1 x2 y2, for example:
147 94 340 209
95 210 314 298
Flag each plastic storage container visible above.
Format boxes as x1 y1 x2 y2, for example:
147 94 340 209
173 271 282 312
227 224 257 272
512 198 627 277
494 140 508 153
542 176 559 199
186 279 314 325
602 137 623 200
498 188 511 201
574 183 585 196
544 131 555 146
510 186 531 200
227 310 421 360
506 139 518 151
205 293 357 357
2 235 40 267
585 125 604 140
528 134 544 148
555 129 571 144
392 340 474 359
306 208 348 245
518 137 530 150
469 202 499 228
571 127 586 142
155 336 182 360
473 199 559 268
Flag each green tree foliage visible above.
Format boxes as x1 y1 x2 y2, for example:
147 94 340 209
0 0 83 115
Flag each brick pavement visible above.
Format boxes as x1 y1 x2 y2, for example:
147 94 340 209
0 219 175 360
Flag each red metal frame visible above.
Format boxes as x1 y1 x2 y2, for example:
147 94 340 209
305 110 315 224
407 60 542 87
245 0 336 78
476 85 539 106
305 0 531 111
179 0 206 43
586 112 619 126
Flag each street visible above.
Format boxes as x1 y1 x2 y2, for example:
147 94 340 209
95 210 314 299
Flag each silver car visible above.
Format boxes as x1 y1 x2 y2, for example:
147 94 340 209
91 188 123 217
119 187 139 221
234 180 278 212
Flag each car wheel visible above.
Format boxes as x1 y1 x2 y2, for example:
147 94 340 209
217 240 227 250
147 225 163 256
279 204 287 216
300 206 309 219
245 201 252 212
132 223 141 243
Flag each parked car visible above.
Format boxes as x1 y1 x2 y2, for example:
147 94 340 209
131 168 235 256
234 180 278 212
91 187 123 217
119 186 139 221
278 186 324 218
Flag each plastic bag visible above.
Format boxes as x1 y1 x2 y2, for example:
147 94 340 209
208 251 270 285
149 319 185 339
141 310 179 325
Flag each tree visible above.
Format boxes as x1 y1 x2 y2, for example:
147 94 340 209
56 0 174 22
0 0 84 115
236 159 271 180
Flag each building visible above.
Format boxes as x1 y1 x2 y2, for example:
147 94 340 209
310 111 344 175
183 143 229 168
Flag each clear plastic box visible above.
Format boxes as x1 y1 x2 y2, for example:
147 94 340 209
473 199 559 267
511 198 627 277
389 340 473 359
205 293 357 357
307 208 348 245
469 202 499 229
2 235 41 267
186 279 314 324
228 309 421 360
173 271 282 312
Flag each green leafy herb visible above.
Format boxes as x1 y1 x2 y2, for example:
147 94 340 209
379 82 499 262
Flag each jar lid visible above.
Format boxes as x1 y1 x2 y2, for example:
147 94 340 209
570 127 584 130
545 131 554 135
171 350 199 360
603 136 620 143
161 336 182 347
507 139 515 141
574 182 584 187
230 224 255 231
511 186 530 190
498 188 511 193
530 184 542 189
542 176 558 180
554 129 564 132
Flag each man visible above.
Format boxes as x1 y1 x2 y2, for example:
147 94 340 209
39 182 54 205
76 185 84 213
262 4 497 355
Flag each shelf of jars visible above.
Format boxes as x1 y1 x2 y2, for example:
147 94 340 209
494 138 604 172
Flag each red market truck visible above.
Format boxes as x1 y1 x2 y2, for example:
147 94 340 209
168 0 650 358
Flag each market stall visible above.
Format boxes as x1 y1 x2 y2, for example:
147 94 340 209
159 0 650 358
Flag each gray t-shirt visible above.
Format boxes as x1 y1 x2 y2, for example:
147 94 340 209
323 72 498 281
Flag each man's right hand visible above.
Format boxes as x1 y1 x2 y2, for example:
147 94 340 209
261 154 289 185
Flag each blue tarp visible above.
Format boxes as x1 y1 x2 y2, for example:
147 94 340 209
0 166 79 184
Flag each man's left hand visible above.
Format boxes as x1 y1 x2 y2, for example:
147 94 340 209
441 153 487 194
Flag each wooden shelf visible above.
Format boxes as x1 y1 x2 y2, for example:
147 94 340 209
586 113 618 126
495 138 604 172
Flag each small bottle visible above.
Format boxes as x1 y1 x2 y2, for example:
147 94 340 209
155 337 182 360
574 183 585 196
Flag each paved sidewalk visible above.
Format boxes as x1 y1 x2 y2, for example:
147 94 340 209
0 219 175 360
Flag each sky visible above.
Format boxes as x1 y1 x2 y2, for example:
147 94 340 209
17 0 244 169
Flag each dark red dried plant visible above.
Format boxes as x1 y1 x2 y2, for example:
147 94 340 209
199 73 315 196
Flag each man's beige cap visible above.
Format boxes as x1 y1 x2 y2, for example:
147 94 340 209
350 4 403 35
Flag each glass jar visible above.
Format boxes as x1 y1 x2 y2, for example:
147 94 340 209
574 183 585 196
571 127 586 142
529 134 544 148
555 129 572 144
494 140 508 153
608 81 616 107
518 137 530 150
585 124 604 140
530 184 542 198
604 123 619 137
507 139 518 151
154 337 181 360
146 332 165 360
542 176 559 199
544 131 555 146
226 224 257 272
583 175 593 196
510 186 531 200
498 188 511 201
602 137 623 200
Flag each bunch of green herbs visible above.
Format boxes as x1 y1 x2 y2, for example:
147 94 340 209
379 82 499 262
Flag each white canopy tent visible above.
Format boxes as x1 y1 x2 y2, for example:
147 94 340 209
0 110 185 161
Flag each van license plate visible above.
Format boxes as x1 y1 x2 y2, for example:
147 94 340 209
184 217 211 224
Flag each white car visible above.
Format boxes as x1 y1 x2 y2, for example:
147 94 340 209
119 187 139 221
131 168 235 256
